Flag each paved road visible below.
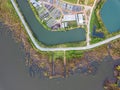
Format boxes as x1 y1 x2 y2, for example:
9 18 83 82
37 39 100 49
86 0 97 46
11 0 120 51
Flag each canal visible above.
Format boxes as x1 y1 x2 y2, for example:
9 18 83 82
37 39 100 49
101 0 120 33
15 0 86 45
0 22 116 90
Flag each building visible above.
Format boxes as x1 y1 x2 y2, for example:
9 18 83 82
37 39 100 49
76 14 84 25
30 0 41 8
78 14 84 24
61 22 68 28
62 15 76 22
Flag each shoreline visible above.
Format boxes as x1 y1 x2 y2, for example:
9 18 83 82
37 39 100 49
10 0 120 52
103 60 120 89
1 0 120 80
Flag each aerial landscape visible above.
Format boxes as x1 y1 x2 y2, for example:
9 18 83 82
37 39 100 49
0 0 120 90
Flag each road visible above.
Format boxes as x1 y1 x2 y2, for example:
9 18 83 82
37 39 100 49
11 0 120 51
86 0 97 46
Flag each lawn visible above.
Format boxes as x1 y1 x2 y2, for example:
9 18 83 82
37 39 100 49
63 0 78 4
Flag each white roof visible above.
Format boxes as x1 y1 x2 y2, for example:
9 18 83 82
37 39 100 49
78 14 83 24
30 0 36 3
62 15 76 21
64 22 68 27
33 3 37 7
30 0 41 7
61 23 64 28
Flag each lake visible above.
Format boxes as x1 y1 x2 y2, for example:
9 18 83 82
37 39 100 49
0 22 116 90
101 0 120 33
15 0 86 45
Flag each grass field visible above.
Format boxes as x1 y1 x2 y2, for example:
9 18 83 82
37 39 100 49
63 0 78 4
79 0 95 5
62 0 95 6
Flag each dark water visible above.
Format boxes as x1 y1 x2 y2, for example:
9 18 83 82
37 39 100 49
16 0 86 45
0 22 114 90
101 0 120 33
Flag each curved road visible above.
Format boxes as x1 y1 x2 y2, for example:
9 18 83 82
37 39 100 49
11 0 120 51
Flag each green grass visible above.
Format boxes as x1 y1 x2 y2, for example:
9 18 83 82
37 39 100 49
90 0 105 34
53 51 64 60
63 0 78 4
66 50 84 60
90 10 105 44
90 37 104 44
90 0 109 44
90 11 100 33
67 21 77 28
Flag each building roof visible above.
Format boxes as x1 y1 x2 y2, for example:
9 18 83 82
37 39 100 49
62 15 76 22
78 14 83 24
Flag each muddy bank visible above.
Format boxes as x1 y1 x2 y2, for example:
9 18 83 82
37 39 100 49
104 60 120 90
1 0 120 79
0 24 116 90
0 14 120 79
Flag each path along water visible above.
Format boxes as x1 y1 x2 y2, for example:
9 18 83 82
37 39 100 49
11 0 120 52
0 22 116 90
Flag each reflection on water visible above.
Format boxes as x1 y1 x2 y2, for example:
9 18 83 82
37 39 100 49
16 0 86 45
101 0 120 33
0 22 115 90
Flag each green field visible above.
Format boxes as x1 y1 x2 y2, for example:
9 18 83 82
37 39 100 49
63 0 78 4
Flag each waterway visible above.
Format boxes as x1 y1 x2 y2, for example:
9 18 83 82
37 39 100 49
15 0 86 45
0 22 117 90
101 0 120 33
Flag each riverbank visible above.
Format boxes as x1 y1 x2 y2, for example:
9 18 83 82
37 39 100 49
0 25 116 90
1 0 120 81
103 60 120 90
15 0 86 46
90 0 120 44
